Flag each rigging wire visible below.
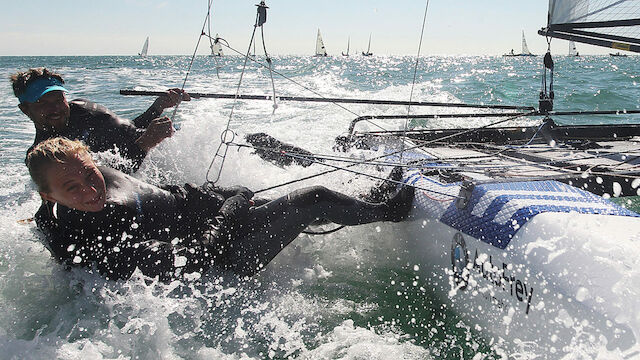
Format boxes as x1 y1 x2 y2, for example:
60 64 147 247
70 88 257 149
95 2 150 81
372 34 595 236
206 2 222 78
236 133 640 182
205 2 266 184
171 0 217 122
252 112 536 194
209 39 391 132
401 0 431 163
271 151 463 199
255 1 279 114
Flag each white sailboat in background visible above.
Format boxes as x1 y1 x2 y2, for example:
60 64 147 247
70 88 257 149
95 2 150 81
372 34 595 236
362 34 373 56
138 36 149 57
342 37 350 56
210 33 224 57
503 31 535 57
314 29 328 57
568 40 579 56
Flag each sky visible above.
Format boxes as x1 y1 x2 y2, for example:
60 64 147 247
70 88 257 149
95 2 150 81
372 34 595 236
0 0 617 56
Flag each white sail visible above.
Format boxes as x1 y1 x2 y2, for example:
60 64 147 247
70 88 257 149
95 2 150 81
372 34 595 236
342 37 350 56
139 37 149 57
521 31 532 55
362 33 373 56
211 33 223 56
568 40 579 56
544 0 640 53
315 29 327 56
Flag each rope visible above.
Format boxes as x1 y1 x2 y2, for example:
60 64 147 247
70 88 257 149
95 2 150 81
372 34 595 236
206 2 222 78
170 0 217 122
254 1 278 114
252 111 536 194
262 26 278 114
212 40 390 132
205 4 264 184
402 0 431 163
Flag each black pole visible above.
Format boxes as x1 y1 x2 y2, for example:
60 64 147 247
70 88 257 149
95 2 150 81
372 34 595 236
120 89 535 110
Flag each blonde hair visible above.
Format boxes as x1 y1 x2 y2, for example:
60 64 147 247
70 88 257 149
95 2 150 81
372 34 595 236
26 137 90 192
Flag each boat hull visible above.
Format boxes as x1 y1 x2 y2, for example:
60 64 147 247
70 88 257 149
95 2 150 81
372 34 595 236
401 169 640 354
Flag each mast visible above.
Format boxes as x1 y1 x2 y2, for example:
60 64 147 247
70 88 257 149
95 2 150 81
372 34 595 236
538 0 640 53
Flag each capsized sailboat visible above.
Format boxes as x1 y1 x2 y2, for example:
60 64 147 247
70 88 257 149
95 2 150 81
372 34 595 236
314 29 328 57
362 33 373 56
121 1 640 355
503 31 535 56
326 0 640 355
138 36 149 56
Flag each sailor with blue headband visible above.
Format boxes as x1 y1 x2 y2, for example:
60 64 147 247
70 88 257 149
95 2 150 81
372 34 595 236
17 76 69 104
11 67 190 173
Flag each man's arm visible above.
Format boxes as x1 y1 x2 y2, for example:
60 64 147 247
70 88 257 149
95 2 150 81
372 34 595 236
71 99 173 172
132 88 190 128
134 116 175 153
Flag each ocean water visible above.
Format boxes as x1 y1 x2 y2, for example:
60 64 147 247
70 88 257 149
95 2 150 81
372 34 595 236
0 55 639 359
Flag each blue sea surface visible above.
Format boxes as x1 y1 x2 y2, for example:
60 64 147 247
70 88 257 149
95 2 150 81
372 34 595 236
0 55 639 359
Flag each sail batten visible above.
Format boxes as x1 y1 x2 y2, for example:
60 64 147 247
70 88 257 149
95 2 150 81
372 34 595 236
541 0 640 53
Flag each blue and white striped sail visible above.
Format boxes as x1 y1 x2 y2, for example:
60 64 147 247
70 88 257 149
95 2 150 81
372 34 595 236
541 0 640 53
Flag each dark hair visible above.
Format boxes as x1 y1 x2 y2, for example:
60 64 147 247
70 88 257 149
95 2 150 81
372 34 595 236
10 68 65 98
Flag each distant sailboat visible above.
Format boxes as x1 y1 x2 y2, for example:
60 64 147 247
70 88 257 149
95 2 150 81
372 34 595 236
342 37 350 57
568 41 579 56
138 37 149 57
362 34 373 56
315 29 328 57
503 31 535 57
210 33 223 57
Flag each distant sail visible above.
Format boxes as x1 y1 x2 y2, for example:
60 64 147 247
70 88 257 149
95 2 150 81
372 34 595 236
568 40 579 56
521 31 533 55
315 29 327 57
139 37 149 57
342 37 350 56
539 0 640 53
211 33 223 57
362 34 373 56
503 31 535 57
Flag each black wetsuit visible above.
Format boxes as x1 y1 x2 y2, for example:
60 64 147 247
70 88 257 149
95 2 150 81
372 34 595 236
34 167 413 281
34 166 250 281
28 99 160 173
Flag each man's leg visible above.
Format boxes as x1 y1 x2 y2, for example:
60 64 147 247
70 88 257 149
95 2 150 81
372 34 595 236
228 185 413 276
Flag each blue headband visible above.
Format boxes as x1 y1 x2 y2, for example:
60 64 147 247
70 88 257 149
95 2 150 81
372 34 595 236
18 77 68 104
